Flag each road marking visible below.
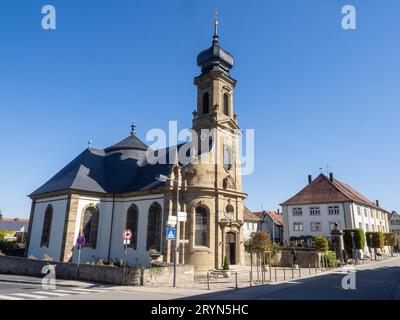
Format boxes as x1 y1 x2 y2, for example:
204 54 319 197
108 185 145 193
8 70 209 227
52 289 90 294
33 291 70 297
68 288 108 293
0 294 24 300
11 293 48 299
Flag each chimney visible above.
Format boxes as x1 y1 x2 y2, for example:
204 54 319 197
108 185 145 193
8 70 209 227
308 175 312 184
376 200 380 207
277 208 281 214
329 172 334 182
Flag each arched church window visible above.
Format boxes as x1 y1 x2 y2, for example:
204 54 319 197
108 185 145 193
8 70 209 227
202 92 210 114
223 93 230 116
195 206 209 247
224 145 233 171
146 202 162 252
40 205 53 247
81 207 99 248
126 204 139 249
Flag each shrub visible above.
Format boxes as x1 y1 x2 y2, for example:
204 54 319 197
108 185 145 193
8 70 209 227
314 236 329 251
343 229 365 250
383 233 397 247
222 256 229 270
366 232 384 249
322 251 337 267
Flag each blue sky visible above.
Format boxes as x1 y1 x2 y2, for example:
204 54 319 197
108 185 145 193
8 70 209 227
0 0 399 218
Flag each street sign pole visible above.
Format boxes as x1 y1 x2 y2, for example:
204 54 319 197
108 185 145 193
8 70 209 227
122 242 127 285
77 245 82 268
173 179 179 288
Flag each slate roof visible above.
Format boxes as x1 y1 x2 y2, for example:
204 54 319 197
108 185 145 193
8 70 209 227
0 219 29 232
30 133 173 197
280 174 389 213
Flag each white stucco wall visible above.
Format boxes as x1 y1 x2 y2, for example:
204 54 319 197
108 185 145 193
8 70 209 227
243 221 258 240
28 196 68 261
285 203 346 239
70 194 164 267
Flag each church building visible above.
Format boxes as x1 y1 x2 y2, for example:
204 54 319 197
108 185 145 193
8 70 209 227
26 18 247 271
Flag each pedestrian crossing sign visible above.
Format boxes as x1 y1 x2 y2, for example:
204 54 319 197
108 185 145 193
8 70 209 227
166 227 176 241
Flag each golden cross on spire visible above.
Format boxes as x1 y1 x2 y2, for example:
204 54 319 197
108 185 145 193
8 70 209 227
214 10 219 36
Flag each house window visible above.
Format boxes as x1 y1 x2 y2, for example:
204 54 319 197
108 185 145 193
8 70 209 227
146 202 162 252
357 207 361 216
40 205 53 247
293 222 303 231
364 208 368 217
365 224 369 232
328 206 340 215
195 206 208 247
329 222 341 230
223 93 230 116
310 222 321 232
81 207 99 248
126 204 139 249
292 207 303 216
309 207 320 216
372 224 375 231
202 92 210 114
358 222 362 229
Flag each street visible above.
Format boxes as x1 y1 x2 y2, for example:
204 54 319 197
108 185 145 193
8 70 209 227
0 257 399 300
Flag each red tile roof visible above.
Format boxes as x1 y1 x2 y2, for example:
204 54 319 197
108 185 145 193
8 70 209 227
280 174 389 213
253 211 283 226
243 206 260 222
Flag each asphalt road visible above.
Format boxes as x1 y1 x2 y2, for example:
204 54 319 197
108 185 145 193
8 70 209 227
187 257 400 300
0 257 399 300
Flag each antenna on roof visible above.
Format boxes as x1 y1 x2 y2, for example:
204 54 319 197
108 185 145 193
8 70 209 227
131 121 136 135
326 164 332 175
319 167 323 174
88 139 93 149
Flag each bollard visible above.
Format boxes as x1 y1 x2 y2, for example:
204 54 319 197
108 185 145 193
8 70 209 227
274 267 277 282
309 264 311 275
249 270 253 287
292 267 294 279
284 268 286 281
207 272 210 290
235 272 238 290
299 267 301 278
269 264 272 282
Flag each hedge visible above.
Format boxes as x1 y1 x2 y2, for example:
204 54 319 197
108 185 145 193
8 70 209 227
343 229 365 250
366 232 384 249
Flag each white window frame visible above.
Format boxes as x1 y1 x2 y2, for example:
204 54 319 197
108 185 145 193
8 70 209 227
309 207 320 216
292 207 303 216
310 221 321 232
328 205 340 215
293 222 304 232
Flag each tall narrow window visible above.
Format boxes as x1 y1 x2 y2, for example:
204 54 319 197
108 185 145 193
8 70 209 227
146 202 162 251
224 145 232 171
40 205 53 247
81 207 99 248
126 204 139 249
223 93 229 116
202 92 210 114
195 206 208 246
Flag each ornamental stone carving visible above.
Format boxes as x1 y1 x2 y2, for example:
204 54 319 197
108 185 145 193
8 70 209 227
223 175 236 190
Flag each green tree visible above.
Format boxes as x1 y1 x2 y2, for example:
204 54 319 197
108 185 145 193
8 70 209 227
383 233 396 256
244 232 270 275
343 229 365 250
314 236 329 251
366 232 385 260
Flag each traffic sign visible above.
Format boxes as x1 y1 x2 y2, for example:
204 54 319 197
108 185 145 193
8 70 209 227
123 229 132 240
76 236 86 246
177 211 187 222
167 216 177 226
166 227 176 241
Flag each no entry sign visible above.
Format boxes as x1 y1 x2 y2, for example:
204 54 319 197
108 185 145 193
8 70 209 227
76 236 86 246
123 229 132 240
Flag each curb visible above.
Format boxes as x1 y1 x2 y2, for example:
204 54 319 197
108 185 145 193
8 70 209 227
0 277 100 288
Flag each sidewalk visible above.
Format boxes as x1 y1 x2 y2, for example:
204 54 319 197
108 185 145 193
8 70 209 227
0 274 105 288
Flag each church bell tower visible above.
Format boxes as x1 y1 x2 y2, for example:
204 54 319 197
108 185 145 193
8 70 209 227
180 13 247 271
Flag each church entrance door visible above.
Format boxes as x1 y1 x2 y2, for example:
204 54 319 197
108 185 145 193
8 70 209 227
226 232 236 265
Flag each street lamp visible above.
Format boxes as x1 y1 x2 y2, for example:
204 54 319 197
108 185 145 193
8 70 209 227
156 173 179 287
